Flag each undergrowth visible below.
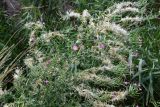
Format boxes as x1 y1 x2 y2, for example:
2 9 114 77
0 0 160 107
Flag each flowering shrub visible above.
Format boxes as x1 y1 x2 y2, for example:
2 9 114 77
1 1 146 107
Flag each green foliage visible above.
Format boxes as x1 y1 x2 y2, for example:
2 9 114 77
130 1 160 105
131 21 160 106
10 67 80 107
0 0 160 107
0 9 28 58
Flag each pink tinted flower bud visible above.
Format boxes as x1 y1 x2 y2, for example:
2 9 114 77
99 43 105 49
44 80 49 85
72 45 79 51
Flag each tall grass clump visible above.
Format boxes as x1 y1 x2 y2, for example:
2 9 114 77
0 7 29 60
130 11 160 107
0 46 17 106
129 0 160 106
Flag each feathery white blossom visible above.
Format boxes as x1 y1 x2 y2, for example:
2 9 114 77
115 2 138 9
41 31 53 43
99 22 128 36
112 7 139 15
111 91 128 101
34 50 45 63
107 2 140 18
41 31 63 43
82 9 91 18
24 57 34 68
93 101 115 107
66 11 81 19
13 68 22 80
74 86 96 100
25 21 44 29
107 2 138 13
120 16 143 22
